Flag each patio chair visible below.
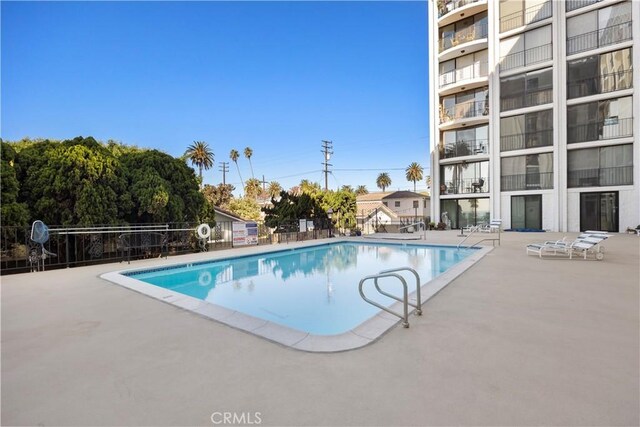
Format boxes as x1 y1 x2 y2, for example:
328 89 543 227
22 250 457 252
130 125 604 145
526 233 609 260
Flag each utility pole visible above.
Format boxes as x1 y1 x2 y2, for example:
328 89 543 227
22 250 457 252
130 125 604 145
261 175 267 192
219 162 229 185
321 140 333 192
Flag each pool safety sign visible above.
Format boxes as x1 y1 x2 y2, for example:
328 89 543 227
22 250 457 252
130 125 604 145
232 222 258 247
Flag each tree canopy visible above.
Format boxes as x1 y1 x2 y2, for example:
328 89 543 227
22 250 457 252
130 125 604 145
5 137 205 226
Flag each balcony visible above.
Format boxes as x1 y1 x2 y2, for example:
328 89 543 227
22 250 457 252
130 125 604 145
568 117 633 143
439 61 488 94
439 100 489 127
567 21 632 56
500 1 552 33
439 22 488 54
567 69 633 99
500 43 552 72
500 129 553 152
438 0 488 27
501 86 553 112
500 172 553 191
441 139 489 159
568 165 633 187
566 0 602 13
441 177 488 195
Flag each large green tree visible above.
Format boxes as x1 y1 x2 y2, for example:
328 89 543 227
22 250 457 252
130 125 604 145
0 142 29 226
120 149 204 223
202 183 235 209
16 137 127 225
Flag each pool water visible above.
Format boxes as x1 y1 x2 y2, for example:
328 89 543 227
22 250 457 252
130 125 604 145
128 242 475 335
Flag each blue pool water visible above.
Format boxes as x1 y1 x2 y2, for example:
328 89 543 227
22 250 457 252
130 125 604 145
128 242 475 335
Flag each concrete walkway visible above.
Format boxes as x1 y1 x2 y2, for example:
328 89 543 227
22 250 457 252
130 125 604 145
2 231 638 426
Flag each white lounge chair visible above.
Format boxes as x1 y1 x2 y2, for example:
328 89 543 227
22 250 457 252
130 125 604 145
526 233 609 260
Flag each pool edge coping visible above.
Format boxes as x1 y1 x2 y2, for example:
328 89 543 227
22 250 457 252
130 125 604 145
99 238 494 353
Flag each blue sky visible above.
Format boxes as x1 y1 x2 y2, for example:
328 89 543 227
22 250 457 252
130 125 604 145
2 1 429 193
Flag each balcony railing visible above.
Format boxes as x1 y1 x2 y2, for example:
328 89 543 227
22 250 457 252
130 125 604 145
440 100 489 123
566 0 602 13
500 172 554 191
438 0 481 18
567 21 632 55
568 117 633 143
500 129 553 152
500 43 552 72
500 1 552 33
440 61 488 88
439 22 488 53
568 165 633 187
501 86 553 112
441 177 489 194
567 69 633 99
441 139 489 158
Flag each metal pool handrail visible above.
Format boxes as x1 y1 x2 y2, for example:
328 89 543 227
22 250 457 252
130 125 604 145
358 267 422 328
359 273 410 328
378 267 422 315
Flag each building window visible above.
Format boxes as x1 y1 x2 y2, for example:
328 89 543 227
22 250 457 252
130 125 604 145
567 96 633 144
441 198 490 229
500 109 553 151
439 11 488 53
567 2 632 55
511 195 542 229
567 47 633 99
394 201 401 207
566 0 602 13
568 144 633 187
440 87 489 123
439 50 488 89
441 125 489 158
440 161 489 195
423 199 427 208
501 153 553 191
500 0 552 33
500 68 552 112
500 25 552 71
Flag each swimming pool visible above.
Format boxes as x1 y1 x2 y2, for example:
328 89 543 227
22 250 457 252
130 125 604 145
102 239 489 351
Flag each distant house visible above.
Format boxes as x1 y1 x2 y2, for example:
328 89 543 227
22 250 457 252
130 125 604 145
356 191 431 233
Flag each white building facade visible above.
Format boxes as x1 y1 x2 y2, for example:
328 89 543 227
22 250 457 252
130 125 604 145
428 0 640 232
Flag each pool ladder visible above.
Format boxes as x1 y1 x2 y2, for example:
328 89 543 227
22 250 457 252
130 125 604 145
358 267 422 328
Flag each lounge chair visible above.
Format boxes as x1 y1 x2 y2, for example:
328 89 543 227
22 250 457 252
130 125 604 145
526 233 609 260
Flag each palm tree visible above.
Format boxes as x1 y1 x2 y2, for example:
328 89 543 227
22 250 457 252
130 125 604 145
355 185 368 196
244 178 262 199
229 149 244 190
376 173 392 192
341 185 354 193
244 147 255 179
267 181 283 198
405 162 424 192
184 141 214 187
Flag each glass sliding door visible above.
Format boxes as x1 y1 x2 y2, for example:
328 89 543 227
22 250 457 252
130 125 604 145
580 191 618 232
511 195 542 229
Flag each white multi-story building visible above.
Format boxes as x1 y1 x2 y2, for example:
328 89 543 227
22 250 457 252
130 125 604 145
428 0 639 232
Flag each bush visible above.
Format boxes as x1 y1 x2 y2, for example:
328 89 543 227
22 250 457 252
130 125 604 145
428 222 436 230
436 222 447 230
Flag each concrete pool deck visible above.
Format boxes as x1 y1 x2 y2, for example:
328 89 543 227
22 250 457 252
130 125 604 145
2 231 639 426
